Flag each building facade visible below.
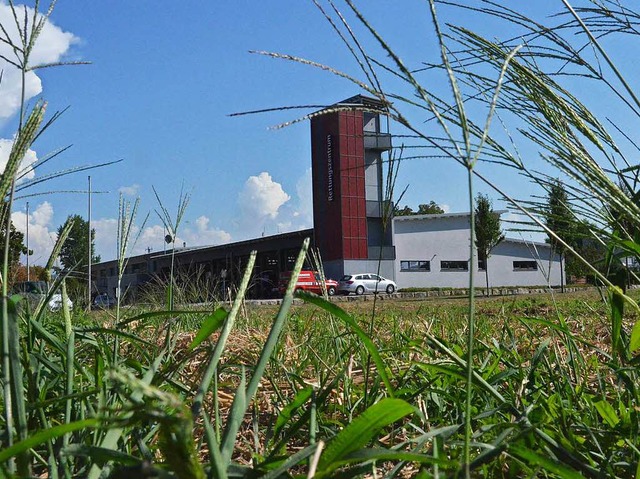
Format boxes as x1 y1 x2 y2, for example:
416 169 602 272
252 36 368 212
393 213 563 289
91 95 564 299
310 95 395 280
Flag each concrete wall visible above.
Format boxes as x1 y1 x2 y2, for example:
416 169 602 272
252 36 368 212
393 214 563 289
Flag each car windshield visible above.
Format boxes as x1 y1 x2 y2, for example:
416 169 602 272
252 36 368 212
340 275 352 281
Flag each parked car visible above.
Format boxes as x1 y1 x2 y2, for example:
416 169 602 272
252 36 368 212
11 280 74 312
93 293 117 309
48 293 74 312
338 273 397 295
278 270 338 296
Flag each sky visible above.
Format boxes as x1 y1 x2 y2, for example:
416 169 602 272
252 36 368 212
0 1 634 264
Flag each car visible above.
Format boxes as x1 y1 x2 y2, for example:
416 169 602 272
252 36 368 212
11 281 74 312
277 270 339 296
93 293 117 309
338 273 397 295
48 293 74 312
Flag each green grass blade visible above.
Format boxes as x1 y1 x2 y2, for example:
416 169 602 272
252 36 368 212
594 400 620 428
299 293 396 397
61 444 141 467
0 419 100 463
202 409 227 479
191 251 257 420
507 443 583 479
87 349 166 479
630 319 640 354
317 398 414 472
220 368 247 465
188 308 228 351
219 238 310 463
272 385 313 440
260 444 319 479
610 286 625 361
63 330 75 468
7 296 30 476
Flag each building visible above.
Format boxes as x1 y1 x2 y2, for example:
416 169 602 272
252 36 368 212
393 212 562 288
92 95 563 299
310 95 395 280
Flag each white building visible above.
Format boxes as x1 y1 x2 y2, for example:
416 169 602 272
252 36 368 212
393 212 563 289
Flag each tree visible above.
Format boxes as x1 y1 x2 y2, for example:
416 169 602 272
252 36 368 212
474 194 504 293
417 201 445 215
544 180 576 291
393 205 414 216
394 201 444 216
57 214 100 274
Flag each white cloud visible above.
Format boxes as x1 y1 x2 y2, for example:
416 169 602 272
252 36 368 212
118 184 140 196
92 215 232 261
235 172 290 238
0 138 38 183
238 172 290 220
0 3 78 120
293 167 313 224
440 203 451 214
12 201 57 265
92 217 120 262
182 215 231 247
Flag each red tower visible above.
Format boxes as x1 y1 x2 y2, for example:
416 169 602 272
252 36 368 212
311 96 394 279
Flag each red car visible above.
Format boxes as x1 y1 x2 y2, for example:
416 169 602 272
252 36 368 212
278 270 338 296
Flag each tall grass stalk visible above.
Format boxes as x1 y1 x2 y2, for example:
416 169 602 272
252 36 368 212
153 184 191 311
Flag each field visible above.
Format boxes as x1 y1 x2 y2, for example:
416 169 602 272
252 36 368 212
91 287 636 478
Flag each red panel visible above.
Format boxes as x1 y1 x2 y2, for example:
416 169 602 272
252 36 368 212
342 195 350 212
343 239 351 258
341 176 350 194
349 176 357 195
359 240 367 258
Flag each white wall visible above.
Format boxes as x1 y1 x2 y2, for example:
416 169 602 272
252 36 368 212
393 215 563 289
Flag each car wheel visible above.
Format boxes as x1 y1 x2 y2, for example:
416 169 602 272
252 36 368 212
327 286 336 296
386 284 395 294
355 285 365 295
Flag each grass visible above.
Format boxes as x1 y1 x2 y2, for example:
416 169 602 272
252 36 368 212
79 289 635 477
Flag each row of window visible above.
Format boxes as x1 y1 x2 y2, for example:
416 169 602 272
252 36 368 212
400 260 538 272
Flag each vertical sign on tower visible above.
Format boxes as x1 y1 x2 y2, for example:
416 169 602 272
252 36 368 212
326 134 334 201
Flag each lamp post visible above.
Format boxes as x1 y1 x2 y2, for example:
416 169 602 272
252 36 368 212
26 202 29 282
87 176 92 308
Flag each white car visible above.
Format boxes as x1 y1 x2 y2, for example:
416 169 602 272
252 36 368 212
48 293 74 312
338 274 397 295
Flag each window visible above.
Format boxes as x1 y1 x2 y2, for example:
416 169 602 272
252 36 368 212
513 261 537 271
401 260 430 272
478 258 486 271
440 260 468 272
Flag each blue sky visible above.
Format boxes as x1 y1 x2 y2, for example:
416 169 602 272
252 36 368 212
0 1 631 263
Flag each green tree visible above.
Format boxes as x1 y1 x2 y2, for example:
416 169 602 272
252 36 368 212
544 180 576 291
393 205 414 216
474 194 504 293
394 201 444 216
417 201 445 215
57 214 100 274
